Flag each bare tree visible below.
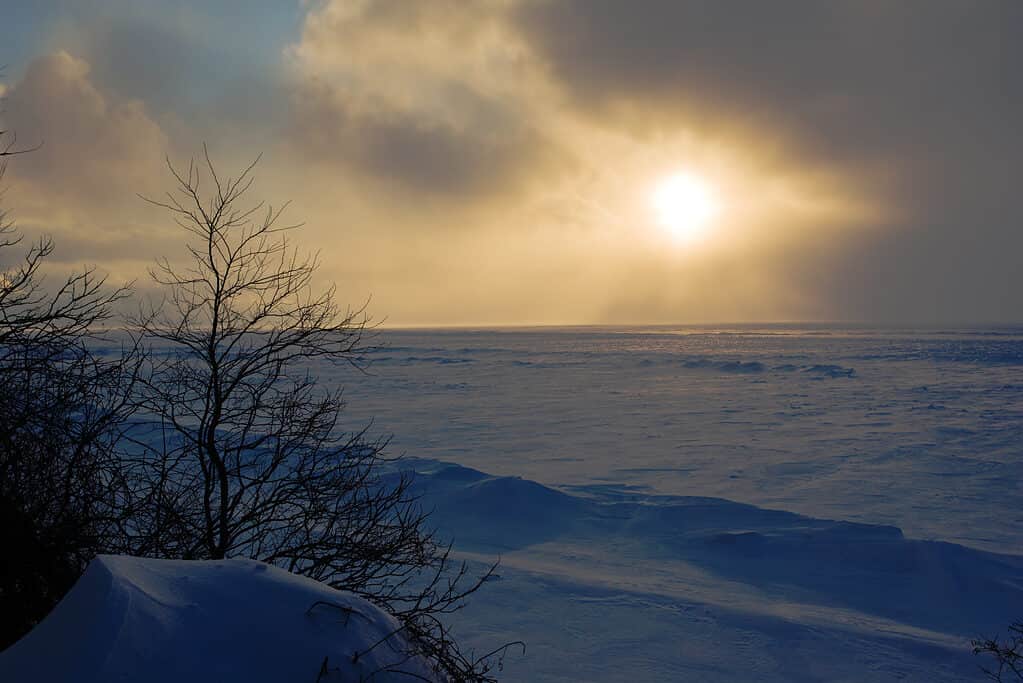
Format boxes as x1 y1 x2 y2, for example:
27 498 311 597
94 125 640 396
975 622 1023 682
128 149 499 680
0 131 139 649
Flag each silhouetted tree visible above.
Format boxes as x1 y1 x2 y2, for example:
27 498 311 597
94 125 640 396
127 149 500 680
975 622 1023 681
0 131 139 649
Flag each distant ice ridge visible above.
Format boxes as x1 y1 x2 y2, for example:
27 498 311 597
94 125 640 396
80 326 1022 681
333 327 1023 556
403 458 1023 635
393 458 1023 681
0 555 439 682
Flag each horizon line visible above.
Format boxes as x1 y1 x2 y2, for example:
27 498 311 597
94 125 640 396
374 320 1023 331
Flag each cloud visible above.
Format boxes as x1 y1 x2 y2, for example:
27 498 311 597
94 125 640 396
2 1 1019 323
515 1 1022 159
257 0 907 324
2 51 169 207
0 52 178 278
283 0 561 199
513 0 1023 322
513 0 1022 221
289 77 548 198
46 2 296 140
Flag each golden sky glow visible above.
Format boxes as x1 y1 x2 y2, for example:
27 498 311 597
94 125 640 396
0 1 1019 325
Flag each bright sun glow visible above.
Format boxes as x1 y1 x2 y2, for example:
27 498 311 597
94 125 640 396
650 172 721 243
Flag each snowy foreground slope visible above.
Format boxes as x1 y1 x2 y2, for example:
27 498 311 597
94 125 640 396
402 458 1023 682
314 324 1023 681
41 326 1016 681
0 555 438 682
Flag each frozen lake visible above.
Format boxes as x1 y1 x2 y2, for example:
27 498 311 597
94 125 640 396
324 325 1023 681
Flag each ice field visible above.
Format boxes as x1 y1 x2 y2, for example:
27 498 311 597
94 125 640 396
329 325 1023 681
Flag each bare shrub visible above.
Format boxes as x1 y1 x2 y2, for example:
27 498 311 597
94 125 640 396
126 149 500 680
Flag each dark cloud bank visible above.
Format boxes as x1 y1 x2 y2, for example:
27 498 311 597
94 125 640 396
517 0 1023 322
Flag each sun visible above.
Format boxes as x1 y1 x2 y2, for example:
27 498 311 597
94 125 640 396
650 172 721 243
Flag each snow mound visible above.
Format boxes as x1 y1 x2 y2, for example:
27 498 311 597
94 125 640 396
0 555 440 682
406 459 1023 636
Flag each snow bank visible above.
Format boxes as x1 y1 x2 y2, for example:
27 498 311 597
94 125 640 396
0 555 439 682
406 458 1023 637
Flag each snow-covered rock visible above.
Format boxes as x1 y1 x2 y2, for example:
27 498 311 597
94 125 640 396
0 555 440 682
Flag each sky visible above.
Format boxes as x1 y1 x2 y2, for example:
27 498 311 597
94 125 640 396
1 0 1020 326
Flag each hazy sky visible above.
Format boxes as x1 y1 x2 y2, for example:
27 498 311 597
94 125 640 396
2 0 1020 326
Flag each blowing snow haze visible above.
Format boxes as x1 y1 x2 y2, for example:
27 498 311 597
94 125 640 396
1 0 1020 326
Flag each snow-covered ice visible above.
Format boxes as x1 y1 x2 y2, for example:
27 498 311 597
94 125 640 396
397 458 1022 681
9 325 1021 681
0 555 438 682
335 325 1023 681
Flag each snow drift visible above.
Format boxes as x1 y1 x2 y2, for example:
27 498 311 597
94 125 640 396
0 555 439 682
